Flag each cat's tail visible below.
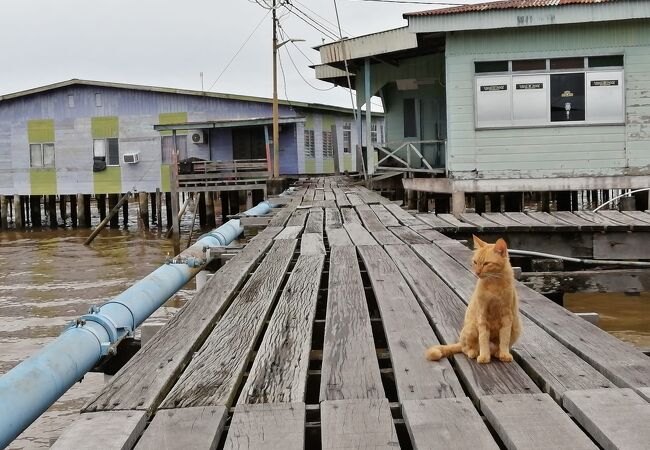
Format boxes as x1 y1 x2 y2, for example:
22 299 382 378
425 343 462 361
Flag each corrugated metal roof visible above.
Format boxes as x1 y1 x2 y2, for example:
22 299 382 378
405 0 614 17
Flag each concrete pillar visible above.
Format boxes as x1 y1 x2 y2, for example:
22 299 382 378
205 191 215 229
138 192 149 229
108 194 119 228
13 195 23 229
76 194 85 228
48 195 57 229
70 195 78 227
30 196 42 228
451 191 466 217
97 194 107 222
0 196 8 230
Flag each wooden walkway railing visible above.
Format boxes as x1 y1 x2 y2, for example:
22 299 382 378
178 159 270 192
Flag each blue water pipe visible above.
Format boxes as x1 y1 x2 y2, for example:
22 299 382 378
0 199 278 448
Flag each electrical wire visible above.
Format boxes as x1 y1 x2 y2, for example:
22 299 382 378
348 0 468 5
278 26 336 92
333 0 358 114
290 0 353 37
285 6 340 41
206 9 270 92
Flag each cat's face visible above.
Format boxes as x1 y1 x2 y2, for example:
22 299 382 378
472 235 508 278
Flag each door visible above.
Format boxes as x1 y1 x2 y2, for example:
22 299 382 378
232 127 266 160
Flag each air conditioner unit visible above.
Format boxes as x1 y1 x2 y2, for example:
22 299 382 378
123 152 140 164
190 130 205 144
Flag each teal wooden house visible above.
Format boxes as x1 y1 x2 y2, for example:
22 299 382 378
315 0 650 214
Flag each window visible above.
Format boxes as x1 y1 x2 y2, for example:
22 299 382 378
475 61 508 73
30 143 55 168
475 55 624 128
161 135 188 163
371 124 377 143
343 123 351 153
94 138 119 166
95 93 102 107
304 129 315 158
323 131 334 158
68 95 75 108
404 99 417 137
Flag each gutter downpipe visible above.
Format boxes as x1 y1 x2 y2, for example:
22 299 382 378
0 200 277 448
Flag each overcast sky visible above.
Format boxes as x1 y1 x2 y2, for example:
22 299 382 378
0 0 491 109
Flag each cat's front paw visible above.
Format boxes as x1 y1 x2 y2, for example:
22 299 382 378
477 354 491 364
465 349 478 359
496 351 513 362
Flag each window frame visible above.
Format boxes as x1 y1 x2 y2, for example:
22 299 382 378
29 143 56 168
93 137 120 166
322 130 334 158
473 55 625 130
342 122 352 153
304 129 315 158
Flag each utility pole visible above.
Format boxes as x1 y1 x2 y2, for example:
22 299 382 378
272 0 280 178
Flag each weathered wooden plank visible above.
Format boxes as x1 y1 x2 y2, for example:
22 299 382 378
550 211 604 232
301 233 326 255
358 245 464 400
416 213 458 231
433 239 650 392
481 394 597 450
384 202 422 226
503 212 554 232
161 240 297 408
412 242 614 399
321 400 399 450
52 411 147 450
386 244 539 399
410 227 450 242
372 230 404 245
344 223 378 246
402 398 499 450
637 386 650 402
314 189 325 202
340 207 362 224
459 212 505 232
593 232 650 260
355 204 386 232
370 204 400 227
526 211 579 231
438 213 479 232
287 208 309 227
274 225 303 240
315 199 337 209
563 388 650 450
239 254 324 404
357 186 391 205
224 403 305 450
326 227 353 247
575 210 630 231
333 187 351 207
305 207 324 234
135 407 227 450
321 246 385 401
346 192 364 207
84 231 280 413
619 210 650 225
325 207 342 229
521 268 650 295
324 190 336 201
482 213 529 231
598 209 650 231
389 226 429 244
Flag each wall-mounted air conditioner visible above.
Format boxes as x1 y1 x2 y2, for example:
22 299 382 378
190 130 205 144
123 152 140 164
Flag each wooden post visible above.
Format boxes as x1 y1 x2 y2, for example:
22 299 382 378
205 191 215 229
331 124 340 175
0 196 8 230
122 194 129 228
13 195 23 229
150 192 157 224
84 192 131 245
488 193 501 212
165 192 172 228
186 193 200 248
220 191 230 224
246 190 253 211
83 195 92 228
138 192 149 229
541 192 550 213
30 196 42 228
108 194 119 228
198 192 206 228
48 195 57 229
59 195 67 225
97 194 107 222
571 191 579 211
406 189 417 210
417 191 428 213
557 191 571 211
70 195 77 227
229 191 240 216
170 130 181 255
474 193 486 214
435 195 450 214
156 189 163 230
451 191 465 217
76 194 85 228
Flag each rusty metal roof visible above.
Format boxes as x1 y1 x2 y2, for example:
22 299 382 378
405 0 615 17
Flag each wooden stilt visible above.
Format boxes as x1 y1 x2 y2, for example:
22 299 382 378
30 196 42 228
571 191 579 211
156 189 162 230
84 192 132 245
229 191 240 216
59 195 67 225
245 190 253 211
122 194 129 228
150 192 157 224
48 195 58 229
70 195 78 227
474 193 486 214
205 191 215 229
0 196 8 230
451 191 465 216
138 192 149 229
488 193 501 212
557 191 571 211
220 191 230 224
83 195 92 227
97 194 107 222
406 190 417 210
417 191 428 213
22 196 29 226
76 194 85 228
198 192 206 228
108 194 119 228
13 195 23 229
541 192 550 213
165 192 172 228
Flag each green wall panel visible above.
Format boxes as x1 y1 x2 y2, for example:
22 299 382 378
304 113 313 130
304 159 317 174
91 116 119 139
28 119 55 143
322 115 336 130
30 168 57 195
161 164 171 192
323 159 334 173
93 166 122 194
159 112 188 136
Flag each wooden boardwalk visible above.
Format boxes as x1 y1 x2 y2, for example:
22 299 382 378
54 177 650 450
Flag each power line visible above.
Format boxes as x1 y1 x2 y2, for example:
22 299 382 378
207 9 270 92
290 0 353 37
333 0 359 113
285 6 340 41
349 0 467 5
278 26 336 92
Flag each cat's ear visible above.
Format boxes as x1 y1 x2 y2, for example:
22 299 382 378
494 238 508 256
473 235 487 249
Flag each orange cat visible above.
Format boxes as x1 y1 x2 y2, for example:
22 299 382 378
426 236 521 364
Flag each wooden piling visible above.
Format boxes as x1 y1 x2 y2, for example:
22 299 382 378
156 189 162 230
84 192 132 245
22 196 29 226
122 194 129 228
488 193 501 212
165 192 172 228
541 192 550 213
83 195 92 228
59 195 67 225
220 191 230 224
76 194 85 228
198 192 206 228
108 194 119 228
557 191 571 211
70 195 77 227
406 190 417 210
0 196 7 230
205 191 215 228
417 191 428 213
97 194 107 222
474 193 486 214
29 196 42 228
48 195 58 229
150 192 157 224
245 191 253 211
571 191 579 211
13 195 23 229
138 192 149 229
229 191 240 216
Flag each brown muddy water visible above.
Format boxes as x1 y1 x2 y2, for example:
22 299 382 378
1 207 649 448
